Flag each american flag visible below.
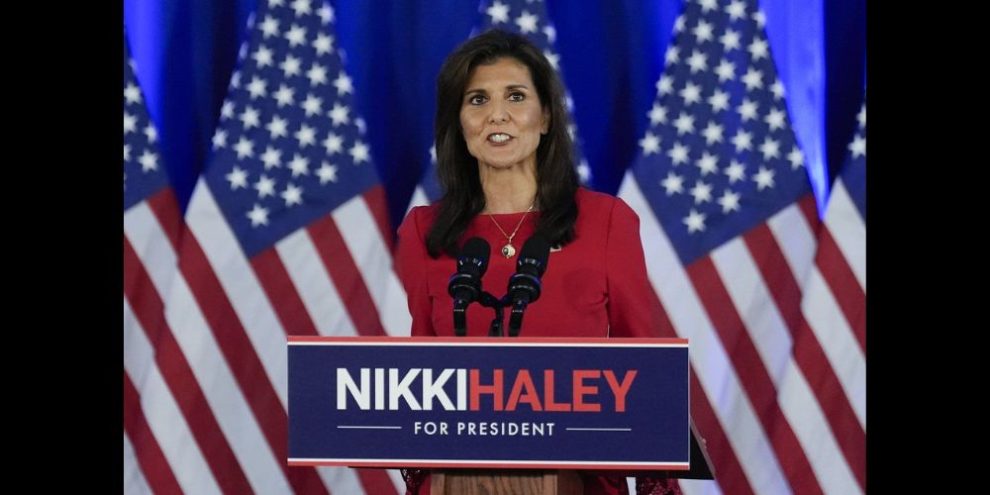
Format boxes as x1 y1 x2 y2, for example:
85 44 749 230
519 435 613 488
618 0 864 493
124 33 191 495
796 100 866 491
408 0 591 210
124 0 409 493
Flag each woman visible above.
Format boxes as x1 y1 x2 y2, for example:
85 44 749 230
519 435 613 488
395 29 682 495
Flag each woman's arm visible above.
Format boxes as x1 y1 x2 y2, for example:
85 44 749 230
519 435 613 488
604 198 668 338
395 207 437 337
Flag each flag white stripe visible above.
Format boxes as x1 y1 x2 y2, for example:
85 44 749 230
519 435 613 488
125 202 179 294
162 268 294 494
619 176 791 495
185 182 290 407
767 203 818 287
124 298 223 495
713 235 860 493
679 479 724 495
123 432 154 495
386 469 407 494
680 479 722 495
123 298 162 409
277 227 359 337
383 276 413 337
315 466 366 495
802 267 867 427
711 238 793 381
407 186 430 212
823 181 865 289
333 196 412 336
776 359 862 494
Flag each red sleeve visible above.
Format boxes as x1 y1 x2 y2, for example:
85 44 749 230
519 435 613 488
605 198 663 338
394 207 436 336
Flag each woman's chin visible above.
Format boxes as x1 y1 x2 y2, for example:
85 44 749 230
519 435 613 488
477 157 534 172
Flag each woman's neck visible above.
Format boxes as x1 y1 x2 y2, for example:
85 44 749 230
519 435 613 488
479 164 537 214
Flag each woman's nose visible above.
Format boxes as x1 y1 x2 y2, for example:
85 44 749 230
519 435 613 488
488 102 509 124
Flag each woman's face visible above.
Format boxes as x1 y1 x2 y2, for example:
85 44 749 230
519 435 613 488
459 57 549 172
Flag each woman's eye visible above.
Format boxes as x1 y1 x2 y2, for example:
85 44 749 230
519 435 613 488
508 92 525 102
468 95 487 105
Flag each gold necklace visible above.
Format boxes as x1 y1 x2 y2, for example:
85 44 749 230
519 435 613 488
488 204 534 258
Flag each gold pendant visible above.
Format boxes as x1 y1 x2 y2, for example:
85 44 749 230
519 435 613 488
501 244 516 258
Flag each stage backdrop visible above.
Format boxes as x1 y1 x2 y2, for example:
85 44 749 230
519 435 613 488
123 1 866 494
123 0 864 229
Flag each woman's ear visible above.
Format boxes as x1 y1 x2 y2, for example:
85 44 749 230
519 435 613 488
541 108 550 135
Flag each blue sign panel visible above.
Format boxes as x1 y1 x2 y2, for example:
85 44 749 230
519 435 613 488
288 337 689 470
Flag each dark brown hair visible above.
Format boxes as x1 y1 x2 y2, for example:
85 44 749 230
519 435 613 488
426 28 579 258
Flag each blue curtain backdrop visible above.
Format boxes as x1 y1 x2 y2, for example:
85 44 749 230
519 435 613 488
124 0 864 231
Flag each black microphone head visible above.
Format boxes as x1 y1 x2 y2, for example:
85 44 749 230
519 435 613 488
516 234 550 277
507 234 551 304
458 237 491 277
448 237 490 303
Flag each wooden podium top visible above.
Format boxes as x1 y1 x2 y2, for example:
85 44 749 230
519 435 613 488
431 469 584 495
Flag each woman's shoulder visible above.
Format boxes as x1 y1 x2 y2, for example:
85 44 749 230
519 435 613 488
575 187 635 217
406 202 441 222
399 203 441 237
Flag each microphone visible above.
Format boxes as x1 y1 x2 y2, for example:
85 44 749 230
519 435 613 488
506 234 551 336
448 237 490 336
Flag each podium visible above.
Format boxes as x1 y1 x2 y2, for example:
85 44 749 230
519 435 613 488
427 419 713 494
287 337 712 493
430 469 583 495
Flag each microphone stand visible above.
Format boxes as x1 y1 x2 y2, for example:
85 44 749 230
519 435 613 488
507 299 528 337
478 293 526 338
452 290 508 337
452 299 469 337
478 292 505 337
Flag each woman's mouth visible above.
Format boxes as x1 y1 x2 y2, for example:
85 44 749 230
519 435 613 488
487 133 512 144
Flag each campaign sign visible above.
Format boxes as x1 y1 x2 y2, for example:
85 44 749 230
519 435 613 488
287 337 689 470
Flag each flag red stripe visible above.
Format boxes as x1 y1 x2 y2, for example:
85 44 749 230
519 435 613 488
686 258 823 495
642 281 679 339
123 372 184 495
688 372 755 495
307 215 387 336
354 469 400 495
124 237 255 494
641 255 748 492
177 233 330 495
252 245 398 494
364 186 395 248
815 228 866 351
251 248 321 337
147 187 184 251
638 212 739 494
795 316 866 483
744 224 866 489
797 194 821 233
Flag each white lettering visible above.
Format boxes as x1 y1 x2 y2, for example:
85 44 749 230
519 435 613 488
389 368 423 410
413 421 449 435
421 369 456 410
337 368 370 410
374 368 385 410
457 369 467 410
454 421 556 436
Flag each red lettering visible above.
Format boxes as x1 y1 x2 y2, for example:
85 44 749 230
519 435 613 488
572 370 601 412
603 370 637 412
505 370 542 411
543 370 571 411
469 369 503 411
